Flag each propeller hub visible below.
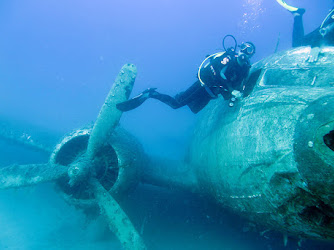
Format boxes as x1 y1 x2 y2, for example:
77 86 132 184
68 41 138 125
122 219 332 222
50 128 119 201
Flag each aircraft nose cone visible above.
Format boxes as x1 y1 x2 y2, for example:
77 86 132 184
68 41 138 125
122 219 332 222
294 94 334 206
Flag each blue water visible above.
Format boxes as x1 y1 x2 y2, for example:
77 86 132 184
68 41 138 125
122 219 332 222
1 0 334 249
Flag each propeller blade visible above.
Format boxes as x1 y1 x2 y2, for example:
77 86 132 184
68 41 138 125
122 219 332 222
0 117 59 155
0 163 68 190
87 64 137 159
90 178 146 250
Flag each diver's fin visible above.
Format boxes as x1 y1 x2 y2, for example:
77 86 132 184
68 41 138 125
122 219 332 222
275 0 304 14
116 88 157 112
116 93 149 111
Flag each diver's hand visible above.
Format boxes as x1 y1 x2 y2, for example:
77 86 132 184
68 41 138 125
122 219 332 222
231 90 242 98
307 47 321 63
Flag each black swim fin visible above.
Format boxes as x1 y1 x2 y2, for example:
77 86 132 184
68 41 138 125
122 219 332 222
275 0 305 15
275 0 298 12
116 88 157 112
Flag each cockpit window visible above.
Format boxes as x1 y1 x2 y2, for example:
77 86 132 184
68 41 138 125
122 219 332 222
260 67 334 88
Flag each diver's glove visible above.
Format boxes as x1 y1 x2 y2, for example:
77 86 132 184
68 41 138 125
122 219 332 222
307 47 321 63
231 90 242 98
228 90 243 107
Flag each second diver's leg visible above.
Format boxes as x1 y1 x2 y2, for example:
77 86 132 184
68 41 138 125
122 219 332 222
275 0 305 47
292 12 305 47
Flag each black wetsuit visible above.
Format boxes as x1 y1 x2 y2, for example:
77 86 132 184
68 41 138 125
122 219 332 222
150 51 250 113
293 7 334 47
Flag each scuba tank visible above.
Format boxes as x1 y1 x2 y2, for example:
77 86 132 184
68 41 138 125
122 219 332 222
197 34 238 87
197 35 238 103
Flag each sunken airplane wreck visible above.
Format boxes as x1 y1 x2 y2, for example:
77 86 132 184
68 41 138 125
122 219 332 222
0 46 334 249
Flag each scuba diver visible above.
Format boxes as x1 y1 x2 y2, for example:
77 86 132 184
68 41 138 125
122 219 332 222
276 0 334 47
117 36 256 114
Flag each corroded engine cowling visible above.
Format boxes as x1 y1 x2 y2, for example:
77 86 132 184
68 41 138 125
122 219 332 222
50 127 147 212
294 95 334 211
188 47 334 239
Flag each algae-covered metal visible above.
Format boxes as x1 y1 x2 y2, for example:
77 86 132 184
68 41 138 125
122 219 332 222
188 46 334 239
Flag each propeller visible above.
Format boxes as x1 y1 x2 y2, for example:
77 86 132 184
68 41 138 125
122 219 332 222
0 163 67 190
0 64 147 249
0 118 58 154
67 63 137 186
91 178 146 249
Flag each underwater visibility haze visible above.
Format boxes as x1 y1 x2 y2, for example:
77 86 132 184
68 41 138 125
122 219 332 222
1 0 334 249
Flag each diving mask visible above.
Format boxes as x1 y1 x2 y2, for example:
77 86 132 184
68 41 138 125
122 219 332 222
239 42 256 57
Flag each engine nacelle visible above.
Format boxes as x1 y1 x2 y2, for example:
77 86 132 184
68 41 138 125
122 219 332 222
50 127 147 212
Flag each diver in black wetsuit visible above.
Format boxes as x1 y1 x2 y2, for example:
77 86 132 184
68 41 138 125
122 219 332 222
276 0 334 47
117 39 255 114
